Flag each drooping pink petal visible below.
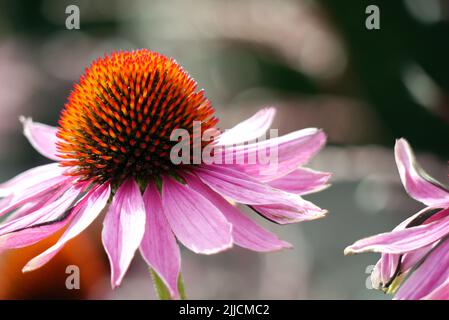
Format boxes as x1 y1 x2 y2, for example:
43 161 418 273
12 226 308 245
371 244 433 290
4 181 90 223
401 243 435 272
422 280 449 300
0 184 76 235
140 182 181 299
162 176 233 254
215 128 326 181
216 108 276 146
369 208 447 289
0 196 12 212
266 167 331 195
102 179 146 288
186 174 291 252
196 165 326 224
0 185 83 249
395 238 449 300
3 192 55 222
369 209 429 289
371 253 400 290
23 183 111 272
395 138 449 207
0 163 66 197
0 175 73 219
370 259 383 290
345 208 449 255
20 117 60 161
196 165 303 206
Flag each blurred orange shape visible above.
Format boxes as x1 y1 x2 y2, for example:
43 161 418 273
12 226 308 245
0 230 107 299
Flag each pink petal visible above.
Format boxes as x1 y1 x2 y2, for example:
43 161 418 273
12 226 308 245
395 238 449 300
216 128 326 181
250 202 325 224
4 180 89 223
422 280 449 300
345 208 449 255
0 185 75 235
186 174 291 252
266 167 331 195
0 175 73 219
102 179 146 288
401 244 434 271
20 117 60 161
140 182 181 299
0 185 83 249
196 165 303 206
369 208 448 289
0 196 12 212
23 183 111 272
370 209 429 288
372 245 432 290
162 176 233 254
371 253 400 290
395 138 449 207
3 192 55 222
196 165 326 224
216 107 276 146
0 163 65 197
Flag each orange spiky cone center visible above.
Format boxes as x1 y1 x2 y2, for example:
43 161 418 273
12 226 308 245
56 49 218 185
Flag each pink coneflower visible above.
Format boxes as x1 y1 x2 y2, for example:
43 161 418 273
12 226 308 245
345 139 449 300
0 49 329 299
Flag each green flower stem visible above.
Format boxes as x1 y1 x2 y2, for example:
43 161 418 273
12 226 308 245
178 273 187 300
150 268 186 300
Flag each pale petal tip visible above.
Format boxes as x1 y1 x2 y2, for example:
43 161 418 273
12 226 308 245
395 137 408 145
292 209 328 224
304 127 321 135
343 242 381 255
310 128 327 151
19 115 30 132
193 240 234 255
264 106 277 115
394 138 410 153
22 254 51 273
21 262 36 273
318 129 327 143
188 224 234 254
289 208 327 224
22 267 31 273
343 246 356 256
110 274 125 289
19 115 29 123
281 240 294 250
310 209 328 220
257 240 293 252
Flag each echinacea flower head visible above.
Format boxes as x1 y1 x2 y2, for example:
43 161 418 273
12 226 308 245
56 50 217 185
0 49 329 299
345 139 449 300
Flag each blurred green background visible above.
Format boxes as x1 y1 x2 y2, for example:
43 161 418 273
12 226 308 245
0 0 447 299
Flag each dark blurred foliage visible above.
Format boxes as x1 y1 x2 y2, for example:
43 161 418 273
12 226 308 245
0 0 118 34
321 0 449 157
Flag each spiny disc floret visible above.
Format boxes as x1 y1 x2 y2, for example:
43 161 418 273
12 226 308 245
57 49 217 184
